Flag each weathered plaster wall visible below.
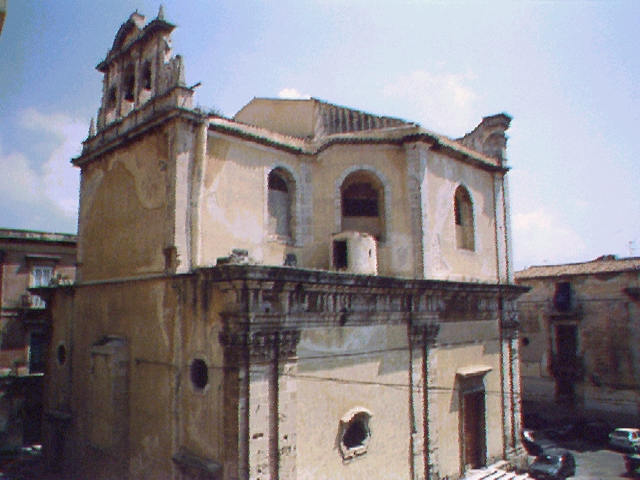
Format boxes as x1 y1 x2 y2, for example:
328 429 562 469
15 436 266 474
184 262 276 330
295 325 411 480
234 99 317 139
429 323 502 478
310 144 413 277
197 130 502 283
423 151 499 283
200 134 301 267
174 277 227 475
78 131 172 282
50 280 178 478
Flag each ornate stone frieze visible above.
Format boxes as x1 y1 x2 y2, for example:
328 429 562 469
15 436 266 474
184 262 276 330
219 329 301 360
206 265 526 330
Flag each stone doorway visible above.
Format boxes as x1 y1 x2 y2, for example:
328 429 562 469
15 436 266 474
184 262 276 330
462 389 486 470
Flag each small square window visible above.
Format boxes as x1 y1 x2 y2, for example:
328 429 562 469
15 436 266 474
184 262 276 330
31 266 53 288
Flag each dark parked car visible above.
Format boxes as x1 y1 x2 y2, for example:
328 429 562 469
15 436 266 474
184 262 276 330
609 428 640 452
573 419 613 446
625 453 640 478
543 422 575 441
522 429 558 456
529 448 576 480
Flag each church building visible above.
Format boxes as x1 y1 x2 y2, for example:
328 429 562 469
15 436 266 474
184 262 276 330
43 9 527 480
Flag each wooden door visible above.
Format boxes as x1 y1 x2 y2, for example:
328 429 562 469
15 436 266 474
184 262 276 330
463 390 486 469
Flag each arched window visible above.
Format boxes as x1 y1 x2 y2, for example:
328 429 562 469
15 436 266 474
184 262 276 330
454 185 475 251
338 408 372 460
268 169 294 239
340 171 384 239
106 86 117 111
141 61 152 90
123 64 135 102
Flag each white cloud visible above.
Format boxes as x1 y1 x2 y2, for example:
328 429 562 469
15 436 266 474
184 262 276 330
0 109 84 232
512 208 587 269
278 88 311 100
383 69 480 136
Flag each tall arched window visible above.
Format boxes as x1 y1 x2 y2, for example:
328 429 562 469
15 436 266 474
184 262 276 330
341 171 384 239
106 86 117 112
268 169 294 240
454 185 475 251
123 64 136 102
141 61 152 91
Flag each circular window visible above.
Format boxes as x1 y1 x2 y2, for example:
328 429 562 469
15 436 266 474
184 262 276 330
339 410 372 460
190 359 209 390
56 344 67 366
522 337 530 347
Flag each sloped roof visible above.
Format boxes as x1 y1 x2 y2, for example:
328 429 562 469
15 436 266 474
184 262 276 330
515 255 640 280
213 98 506 171
0 228 77 244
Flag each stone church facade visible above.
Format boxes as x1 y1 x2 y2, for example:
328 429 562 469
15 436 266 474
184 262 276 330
43 9 527 480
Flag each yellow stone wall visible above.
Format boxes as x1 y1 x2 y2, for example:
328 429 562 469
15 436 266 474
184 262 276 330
77 131 172 282
295 325 411 479
198 131 502 282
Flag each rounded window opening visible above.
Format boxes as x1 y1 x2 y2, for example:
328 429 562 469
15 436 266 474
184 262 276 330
267 168 294 240
123 64 136 102
190 359 209 390
56 344 67 366
454 185 475 251
339 410 372 460
106 87 117 111
141 61 152 90
521 336 530 347
340 171 384 240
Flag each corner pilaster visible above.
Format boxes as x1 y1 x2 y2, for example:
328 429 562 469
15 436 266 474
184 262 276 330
405 143 429 279
409 322 440 480
220 329 300 480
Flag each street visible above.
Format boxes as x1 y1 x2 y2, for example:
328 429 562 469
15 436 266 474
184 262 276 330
536 436 633 479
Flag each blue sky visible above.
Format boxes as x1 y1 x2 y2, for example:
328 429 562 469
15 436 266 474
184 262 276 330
1 1 639 270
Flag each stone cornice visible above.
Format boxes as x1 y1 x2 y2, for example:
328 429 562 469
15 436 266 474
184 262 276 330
209 120 509 174
196 265 527 331
196 264 527 297
73 88 202 168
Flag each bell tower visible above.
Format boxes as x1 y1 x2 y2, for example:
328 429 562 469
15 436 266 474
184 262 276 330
94 6 190 131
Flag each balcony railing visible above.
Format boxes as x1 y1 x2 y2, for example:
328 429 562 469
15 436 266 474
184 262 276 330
20 294 46 310
545 299 582 318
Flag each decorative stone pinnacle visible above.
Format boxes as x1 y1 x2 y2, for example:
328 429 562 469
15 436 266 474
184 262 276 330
158 4 165 20
88 118 96 137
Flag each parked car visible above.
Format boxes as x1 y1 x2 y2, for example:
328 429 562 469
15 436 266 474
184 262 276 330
544 423 575 441
573 419 613 446
529 448 576 480
609 428 640 452
625 453 640 478
522 429 558 456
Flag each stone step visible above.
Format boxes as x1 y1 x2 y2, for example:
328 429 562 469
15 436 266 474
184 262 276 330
464 467 533 480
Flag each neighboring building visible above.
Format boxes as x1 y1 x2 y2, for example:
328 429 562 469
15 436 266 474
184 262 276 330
0 228 76 449
515 255 640 424
43 9 527 480
0 0 6 36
